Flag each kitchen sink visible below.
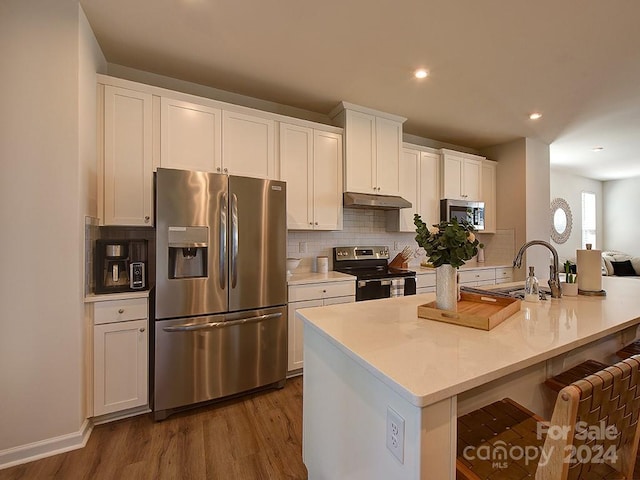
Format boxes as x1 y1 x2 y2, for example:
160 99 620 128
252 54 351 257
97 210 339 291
488 284 552 301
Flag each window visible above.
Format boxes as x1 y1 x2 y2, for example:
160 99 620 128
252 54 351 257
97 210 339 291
581 191 596 248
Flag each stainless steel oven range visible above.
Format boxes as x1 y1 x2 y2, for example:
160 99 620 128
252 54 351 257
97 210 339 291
333 246 416 301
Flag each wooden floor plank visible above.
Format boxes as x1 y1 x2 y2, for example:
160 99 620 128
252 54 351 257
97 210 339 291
0 377 307 480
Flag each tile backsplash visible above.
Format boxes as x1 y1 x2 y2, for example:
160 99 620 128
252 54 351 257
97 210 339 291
287 208 515 272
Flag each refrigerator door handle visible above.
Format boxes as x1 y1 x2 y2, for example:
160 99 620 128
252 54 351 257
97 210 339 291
162 312 282 332
219 192 228 290
231 193 239 288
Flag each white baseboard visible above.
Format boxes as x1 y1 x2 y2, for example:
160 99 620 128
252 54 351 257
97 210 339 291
0 419 93 471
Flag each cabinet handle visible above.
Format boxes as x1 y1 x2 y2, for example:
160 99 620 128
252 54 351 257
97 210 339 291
224 168 228 173
315 222 318 225
139 327 145 333
144 216 150 223
309 222 313 225
118 308 124 314
323 289 327 293
217 167 221 172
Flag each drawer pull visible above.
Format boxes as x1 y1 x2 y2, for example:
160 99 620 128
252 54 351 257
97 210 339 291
118 308 124 314
139 327 145 333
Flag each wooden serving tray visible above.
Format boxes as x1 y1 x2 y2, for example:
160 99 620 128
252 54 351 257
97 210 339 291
417 292 521 330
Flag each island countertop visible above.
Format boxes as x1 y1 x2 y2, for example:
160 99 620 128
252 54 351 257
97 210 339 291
297 275 640 408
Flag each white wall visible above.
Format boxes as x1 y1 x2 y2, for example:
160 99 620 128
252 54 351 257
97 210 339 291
550 169 603 263
525 138 552 278
603 176 640 256
0 0 102 466
482 138 552 281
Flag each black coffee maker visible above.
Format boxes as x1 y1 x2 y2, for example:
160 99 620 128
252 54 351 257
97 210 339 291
95 239 148 293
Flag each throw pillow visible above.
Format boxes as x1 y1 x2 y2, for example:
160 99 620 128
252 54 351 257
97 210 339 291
611 260 637 276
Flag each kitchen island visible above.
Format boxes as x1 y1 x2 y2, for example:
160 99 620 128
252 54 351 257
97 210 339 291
298 276 640 479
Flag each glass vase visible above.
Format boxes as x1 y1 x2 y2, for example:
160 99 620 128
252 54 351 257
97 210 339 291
436 264 457 311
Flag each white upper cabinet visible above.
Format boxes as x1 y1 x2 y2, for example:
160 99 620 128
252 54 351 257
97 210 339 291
101 85 154 226
482 159 497 233
440 149 483 201
280 123 343 230
418 150 441 226
331 102 405 196
387 146 440 232
160 97 222 173
222 110 276 179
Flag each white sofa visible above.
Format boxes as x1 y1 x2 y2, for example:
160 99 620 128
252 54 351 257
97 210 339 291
601 251 640 277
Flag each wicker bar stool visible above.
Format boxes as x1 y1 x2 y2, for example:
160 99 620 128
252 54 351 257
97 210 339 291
457 355 640 480
617 340 640 359
544 359 610 392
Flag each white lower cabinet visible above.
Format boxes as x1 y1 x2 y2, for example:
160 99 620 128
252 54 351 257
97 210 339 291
495 267 514 284
417 266 514 291
416 271 436 294
91 296 148 417
458 268 496 286
287 280 355 372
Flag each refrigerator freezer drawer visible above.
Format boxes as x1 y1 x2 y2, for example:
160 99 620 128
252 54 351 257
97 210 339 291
153 305 287 418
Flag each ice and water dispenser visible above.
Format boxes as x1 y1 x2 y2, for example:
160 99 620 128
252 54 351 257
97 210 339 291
167 226 208 279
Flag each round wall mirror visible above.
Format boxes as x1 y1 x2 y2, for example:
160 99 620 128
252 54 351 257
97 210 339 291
550 197 572 244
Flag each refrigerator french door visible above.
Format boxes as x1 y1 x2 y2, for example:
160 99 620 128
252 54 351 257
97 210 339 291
153 168 287 420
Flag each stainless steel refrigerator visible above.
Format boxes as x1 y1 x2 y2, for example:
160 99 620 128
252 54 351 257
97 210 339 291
152 168 287 420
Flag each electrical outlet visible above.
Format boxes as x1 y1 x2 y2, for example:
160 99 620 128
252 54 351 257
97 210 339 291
299 241 307 253
386 406 405 463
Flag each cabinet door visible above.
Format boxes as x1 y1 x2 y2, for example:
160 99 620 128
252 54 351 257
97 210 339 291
344 110 376 193
288 299 322 372
222 110 275 179
482 160 497 233
280 123 313 229
160 97 221 173
462 158 482 201
418 152 441 226
103 85 153 226
375 117 402 195
442 154 463 199
323 295 355 306
94 319 148 416
313 130 343 230
397 148 419 232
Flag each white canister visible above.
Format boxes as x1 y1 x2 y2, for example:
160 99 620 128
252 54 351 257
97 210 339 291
317 256 329 273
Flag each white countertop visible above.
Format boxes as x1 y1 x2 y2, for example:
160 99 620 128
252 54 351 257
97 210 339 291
84 290 150 303
288 271 356 286
297 276 640 408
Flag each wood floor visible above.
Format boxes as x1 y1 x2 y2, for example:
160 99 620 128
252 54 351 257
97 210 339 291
0 377 307 480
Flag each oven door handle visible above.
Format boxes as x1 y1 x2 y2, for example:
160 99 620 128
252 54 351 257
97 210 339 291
358 279 393 287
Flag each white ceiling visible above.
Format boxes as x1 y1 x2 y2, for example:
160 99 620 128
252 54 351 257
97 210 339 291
80 0 640 181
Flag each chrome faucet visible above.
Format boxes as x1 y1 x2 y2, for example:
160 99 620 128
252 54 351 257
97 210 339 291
513 240 562 298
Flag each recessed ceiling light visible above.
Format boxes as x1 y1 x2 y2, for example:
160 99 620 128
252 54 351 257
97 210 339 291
529 112 542 120
592 146 604 151
414 69 429 79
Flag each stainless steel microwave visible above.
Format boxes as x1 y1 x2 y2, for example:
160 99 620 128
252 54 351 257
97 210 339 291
440 199 485 231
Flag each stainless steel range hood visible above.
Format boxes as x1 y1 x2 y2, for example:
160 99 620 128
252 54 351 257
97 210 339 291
343 192 412 210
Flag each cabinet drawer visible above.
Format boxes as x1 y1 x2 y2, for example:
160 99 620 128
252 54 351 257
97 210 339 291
495 267 513 281
288 280 355 302
458 269 495 284
416 272 436 288
416 286 435 294
94 298 148 325
323 295 355 306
